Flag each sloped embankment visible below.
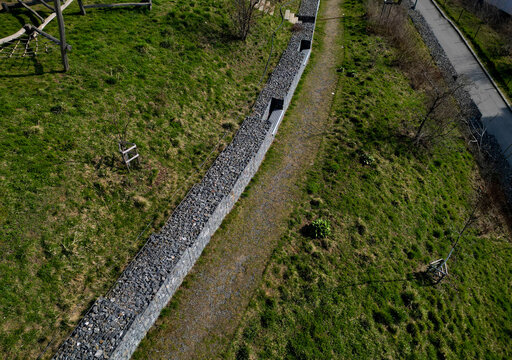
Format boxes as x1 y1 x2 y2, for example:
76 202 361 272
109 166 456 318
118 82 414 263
53 0 320 359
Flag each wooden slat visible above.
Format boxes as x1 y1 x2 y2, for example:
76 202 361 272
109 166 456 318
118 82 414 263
126 153 139 163
83 2 150 8
121 145 137 154
0 0 74 45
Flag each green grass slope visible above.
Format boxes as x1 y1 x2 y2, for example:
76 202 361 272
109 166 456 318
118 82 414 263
227 0 512 359
0 0 297 358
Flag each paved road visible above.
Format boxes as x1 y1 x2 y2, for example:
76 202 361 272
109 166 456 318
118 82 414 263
415 0 512 164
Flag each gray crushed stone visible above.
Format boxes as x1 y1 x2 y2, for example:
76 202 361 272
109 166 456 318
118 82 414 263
53 298 136 360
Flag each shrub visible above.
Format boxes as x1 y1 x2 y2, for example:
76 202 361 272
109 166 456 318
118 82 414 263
230 0 259 41
310 219 331 239
359 152 375 166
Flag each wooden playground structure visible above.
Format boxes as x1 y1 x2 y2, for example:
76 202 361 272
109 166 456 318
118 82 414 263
0 0 152 71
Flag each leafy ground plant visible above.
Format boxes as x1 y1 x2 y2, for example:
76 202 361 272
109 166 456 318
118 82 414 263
227 0 512 358
304 218 331 239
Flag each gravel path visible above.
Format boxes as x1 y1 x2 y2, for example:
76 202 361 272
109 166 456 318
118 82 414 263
133 0 343 358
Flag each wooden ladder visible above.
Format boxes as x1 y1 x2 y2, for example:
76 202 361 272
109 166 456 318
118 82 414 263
119 141 139 170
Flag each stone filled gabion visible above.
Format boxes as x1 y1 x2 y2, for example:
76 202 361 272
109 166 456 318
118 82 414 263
408 1 512 204
53 1 320 359
53 298 136 360
299 0 319 17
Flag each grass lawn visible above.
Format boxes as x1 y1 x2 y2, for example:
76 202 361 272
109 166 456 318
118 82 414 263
227 0 512 358
0 0 297 358
436 0 512 101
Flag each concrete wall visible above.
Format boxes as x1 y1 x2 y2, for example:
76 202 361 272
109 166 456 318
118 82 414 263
53 1 320 359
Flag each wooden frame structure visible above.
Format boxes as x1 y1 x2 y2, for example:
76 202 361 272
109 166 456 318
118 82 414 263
426 258 449 284
425 204 478 285
118 141 139 170
0 0 151 71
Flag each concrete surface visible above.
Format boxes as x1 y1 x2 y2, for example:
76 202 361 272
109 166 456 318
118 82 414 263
416 0 512 164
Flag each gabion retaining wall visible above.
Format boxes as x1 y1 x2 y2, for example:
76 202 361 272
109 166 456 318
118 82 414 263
408 1 512 204
53 1 320 359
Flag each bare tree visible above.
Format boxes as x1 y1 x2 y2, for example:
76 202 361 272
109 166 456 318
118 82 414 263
465 115 489 157
426 199 478 284
231 0 260 41
366 0 437 89
414 75 468 146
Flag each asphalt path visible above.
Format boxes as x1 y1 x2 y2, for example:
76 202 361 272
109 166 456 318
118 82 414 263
415 0 512 164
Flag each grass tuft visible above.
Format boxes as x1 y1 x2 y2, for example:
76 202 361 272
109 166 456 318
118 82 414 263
133 195 151 210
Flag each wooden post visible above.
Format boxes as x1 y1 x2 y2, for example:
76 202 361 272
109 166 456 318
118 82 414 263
52 0 69 72
457 8 464 22
77 0 86 15
473 23 482 39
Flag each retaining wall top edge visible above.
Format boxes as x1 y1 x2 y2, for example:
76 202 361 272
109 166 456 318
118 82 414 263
54 297 136 360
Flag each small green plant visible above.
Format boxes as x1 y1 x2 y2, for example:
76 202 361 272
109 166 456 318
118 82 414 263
310 219 331 239
359 152 375 166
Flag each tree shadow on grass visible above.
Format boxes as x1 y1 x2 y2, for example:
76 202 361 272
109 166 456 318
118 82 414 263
354 122 434 163
0 55 56 78
335 270 438 290
164 7 237 48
